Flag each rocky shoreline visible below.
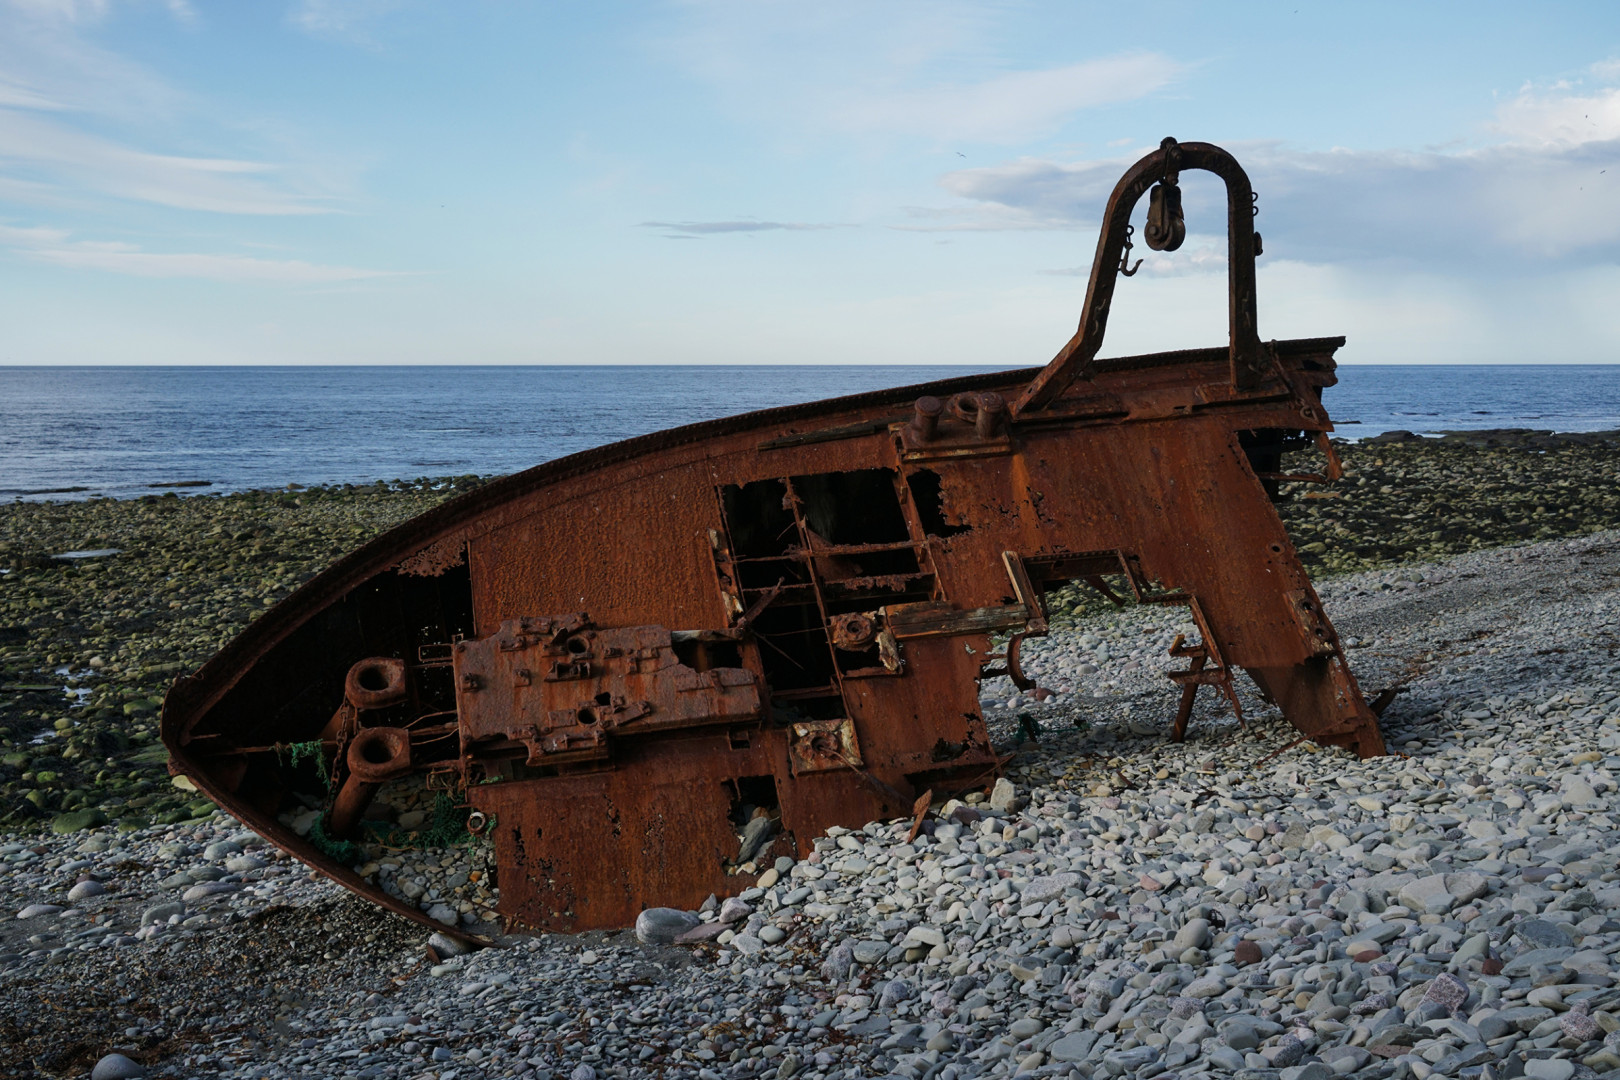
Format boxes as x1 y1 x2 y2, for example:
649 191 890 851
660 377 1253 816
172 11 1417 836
1 436 1618 1080
0 476 487 835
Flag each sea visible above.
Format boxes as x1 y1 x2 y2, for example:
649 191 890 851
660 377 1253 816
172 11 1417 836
3 364 1619 502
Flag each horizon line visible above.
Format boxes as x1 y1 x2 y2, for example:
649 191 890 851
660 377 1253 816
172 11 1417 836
3 360 1620 369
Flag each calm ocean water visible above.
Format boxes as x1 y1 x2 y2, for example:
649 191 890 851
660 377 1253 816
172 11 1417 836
3 364 1618 501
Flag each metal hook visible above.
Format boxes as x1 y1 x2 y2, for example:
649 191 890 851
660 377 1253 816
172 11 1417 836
1119 224 1143 277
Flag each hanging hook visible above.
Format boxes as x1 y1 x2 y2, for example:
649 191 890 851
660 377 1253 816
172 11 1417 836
1118 223 1143 277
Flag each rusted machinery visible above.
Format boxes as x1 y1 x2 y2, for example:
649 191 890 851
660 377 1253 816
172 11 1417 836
162 138 1386 940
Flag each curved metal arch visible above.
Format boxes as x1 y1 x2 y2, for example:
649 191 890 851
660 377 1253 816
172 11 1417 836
1013 137 1267 415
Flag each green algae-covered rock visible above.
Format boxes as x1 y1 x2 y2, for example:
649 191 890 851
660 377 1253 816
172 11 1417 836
51 808 107 833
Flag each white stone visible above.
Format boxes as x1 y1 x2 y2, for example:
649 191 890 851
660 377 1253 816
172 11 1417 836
1444 872 1489 904
181 882 239 902
140 902 184 926
634 907 701 944
905 925 945 947
1523 1058 1575 1080
1020 873 1078 904
1173 917 1211 951
1562 776 1600 808
1398 874 1455 915
67 880 105 902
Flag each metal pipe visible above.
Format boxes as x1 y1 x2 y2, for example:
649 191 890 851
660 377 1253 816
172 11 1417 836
975 392 1006 439
345 657 407 711
910 395 941 442
327 726 412 838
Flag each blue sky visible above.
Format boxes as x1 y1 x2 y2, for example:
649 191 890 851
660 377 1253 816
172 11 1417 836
1 1 1618 365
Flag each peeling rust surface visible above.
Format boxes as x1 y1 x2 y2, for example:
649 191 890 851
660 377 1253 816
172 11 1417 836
163 138 1386 940
393 533 467 577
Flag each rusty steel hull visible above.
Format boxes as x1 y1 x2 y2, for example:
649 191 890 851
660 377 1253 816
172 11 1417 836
161 138 1386 940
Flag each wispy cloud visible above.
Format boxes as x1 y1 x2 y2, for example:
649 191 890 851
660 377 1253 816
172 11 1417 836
2 0 192 23
288 0 406 48
638 219 848 239
1492 83 1620 146
929 79 1620 270
0 1 182 122
0 223 404 281
0 109 338 214
659 3 1182 145
0 75 67 110
830 54 1181 143
0 0 353 214
1040 235 1230 279
3 0 112 23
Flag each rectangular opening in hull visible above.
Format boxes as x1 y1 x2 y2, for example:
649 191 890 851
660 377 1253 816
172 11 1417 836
749 603 837 692
671 636 744 672
721 478 798 558
906 468 972 538
790 469 911 546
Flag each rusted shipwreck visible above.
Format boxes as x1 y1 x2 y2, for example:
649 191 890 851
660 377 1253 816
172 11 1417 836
162 138 1386 941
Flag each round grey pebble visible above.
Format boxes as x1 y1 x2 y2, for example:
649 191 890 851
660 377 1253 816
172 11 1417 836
67 880 106 902
91 1054 145 1080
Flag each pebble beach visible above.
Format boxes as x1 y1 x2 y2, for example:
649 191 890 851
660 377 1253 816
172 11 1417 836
3 432 1620 1080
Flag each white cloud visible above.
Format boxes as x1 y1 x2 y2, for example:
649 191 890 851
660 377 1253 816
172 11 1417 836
931 80 1620 269
1040 234 1229 279
0 223 403 281
0 222 66 244
1493 85 1620 146
288 0 406 47
830 54 1179 144
0 1 354 214
2 0 111 23
0 109 337 214
659 2 1181 145
0 3 181 122
638 218 849 238
4 0 193 20
36 246 394 281
0 75 67 110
